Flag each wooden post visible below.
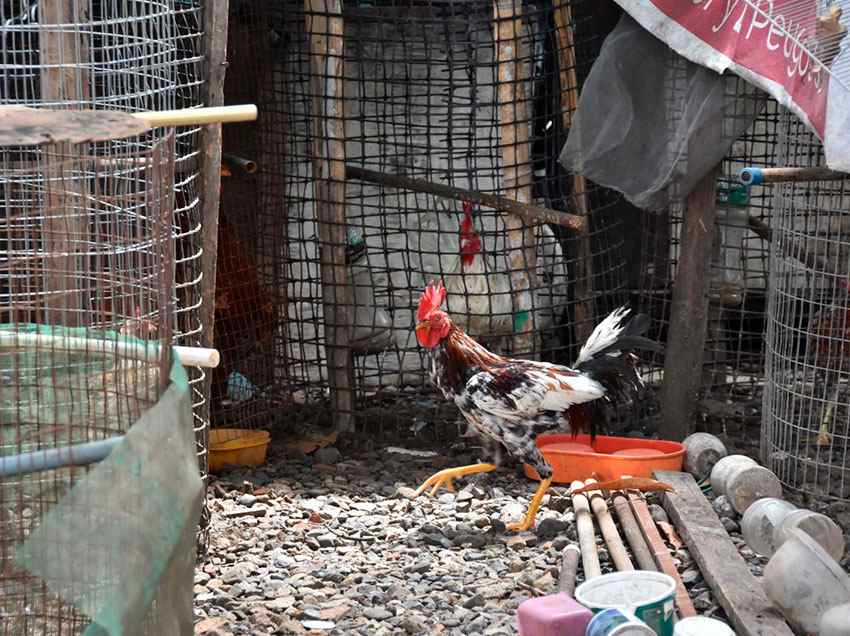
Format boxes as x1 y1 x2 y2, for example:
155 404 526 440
307 0 355 432
38 0 91 326
493 0 537 355
553 0 594 344
658 167 720 440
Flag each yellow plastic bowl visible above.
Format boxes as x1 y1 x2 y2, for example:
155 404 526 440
208 428 270 472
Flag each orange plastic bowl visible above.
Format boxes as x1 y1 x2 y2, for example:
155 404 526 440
208 428 270 473
523 434 684 484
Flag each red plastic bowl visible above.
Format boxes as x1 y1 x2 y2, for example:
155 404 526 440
523 434 685 484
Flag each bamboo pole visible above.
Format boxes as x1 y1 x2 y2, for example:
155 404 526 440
612 492 657 571
584 479 633 572
38 0 91 327
493 0 537 354
345 166 586 232
553 0 594 344
570 479 601 579
133 104 257 127
739 165 848 185
558 544 582 595
307 0 355 432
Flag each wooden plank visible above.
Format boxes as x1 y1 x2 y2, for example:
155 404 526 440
493 0 537 355
658 166 720 440
39 0 91 326
306 0 355 432
552 0 594 345
627 491 697 618
656 470 794 636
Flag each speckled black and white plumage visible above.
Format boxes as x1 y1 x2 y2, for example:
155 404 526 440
424 306 661 479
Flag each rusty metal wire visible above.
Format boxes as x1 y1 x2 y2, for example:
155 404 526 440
763 112 850 502
0 132 175 634
212 0 629 442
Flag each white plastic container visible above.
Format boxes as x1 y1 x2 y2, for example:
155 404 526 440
772 508 845 562
682 433 728 479
673 616 735 636
763 528 850 633
725 464 783 514
820 603 850 636
709 454 757 496
741 497 797 556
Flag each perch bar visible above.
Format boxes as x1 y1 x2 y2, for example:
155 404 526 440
571 479 601 579
0 436 123 479
222 153 258 175
558 543 581 595
132 105 258 127
0 331 219 368
612 492 657 571
584 479 633 572
740 166 848 185
345 166 585 232
747 216 836 275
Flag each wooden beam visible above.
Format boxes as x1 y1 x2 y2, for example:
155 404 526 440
344 166 586 232
307 0 355 432
553 0 594 345
658 167 720 440
656 471 794 636
38 0 91 326
493 0 537 355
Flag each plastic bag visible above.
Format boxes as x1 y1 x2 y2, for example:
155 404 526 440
559 15 765 211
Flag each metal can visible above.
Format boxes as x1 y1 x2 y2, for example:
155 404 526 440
585 608 656 636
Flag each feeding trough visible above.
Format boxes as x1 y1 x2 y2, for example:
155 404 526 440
524 434 685 484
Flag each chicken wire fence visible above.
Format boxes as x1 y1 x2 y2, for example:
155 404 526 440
212 0 633 442
762 113 850 502
632 72 779 435
0 0 208 473
0 124 200 633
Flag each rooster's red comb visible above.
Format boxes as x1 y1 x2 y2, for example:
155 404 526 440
417 280 447 321
460 200 475 236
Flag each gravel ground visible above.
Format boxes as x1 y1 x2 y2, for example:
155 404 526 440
191 439 752 635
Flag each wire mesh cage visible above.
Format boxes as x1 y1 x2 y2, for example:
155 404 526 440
762 112 850 502
0 111 189 632
0 0 208 481
632 68 779 435
213 0 631 442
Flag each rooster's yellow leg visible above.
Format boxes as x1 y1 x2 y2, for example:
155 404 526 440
506 478 553 532
414 463 497 498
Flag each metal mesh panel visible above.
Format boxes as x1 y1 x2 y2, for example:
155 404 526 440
0 0 208 477
0 133 175 634
763 112 850 502
635 79 780 434
213 0 629 440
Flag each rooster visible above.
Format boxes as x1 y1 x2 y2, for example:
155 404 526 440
413 281 660 531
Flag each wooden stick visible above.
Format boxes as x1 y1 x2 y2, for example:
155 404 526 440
493 0 537 354
132 105 257 127
570 480 601 579
739 166 848 185
558 544 582 595
222 153 258 175
553 0 594 344
627 491 697 617
611 493 657 572
345 166 585 232
584 479 633 572
307 0 355 432
658 166 720 440
657 471 793 635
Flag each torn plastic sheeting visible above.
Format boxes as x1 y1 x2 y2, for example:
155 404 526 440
14 355 201 636
559 15 765 211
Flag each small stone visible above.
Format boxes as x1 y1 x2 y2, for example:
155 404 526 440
536 518 568 538
194 617 231 635
508 560 525 573
721 517 740 534
463 593 485 609
648 504 669 525
501 502 525 524
317 534 336 548
237 494 257 507
506 536 526 552
713 495 736 519
265 596 295 610
396 486 418 499
314 446 342 465
301 619 335 630
552 537 570 551
681 568 702 585
363 606 393 621
693 591 713 611
405 559 432 574
438 492 456 506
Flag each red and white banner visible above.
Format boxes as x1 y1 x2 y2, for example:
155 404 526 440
613 0 850 172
